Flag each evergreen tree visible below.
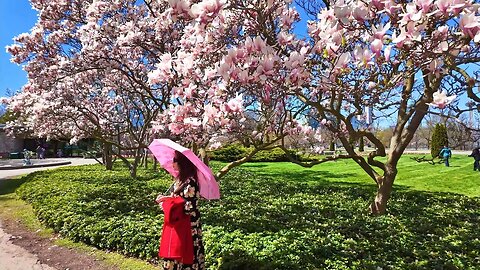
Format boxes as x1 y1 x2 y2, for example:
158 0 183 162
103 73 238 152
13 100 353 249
431 124 448 158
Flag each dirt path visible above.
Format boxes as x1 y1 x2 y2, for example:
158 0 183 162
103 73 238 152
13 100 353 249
0 217 118 270
0 219 56 270
0 158 118 270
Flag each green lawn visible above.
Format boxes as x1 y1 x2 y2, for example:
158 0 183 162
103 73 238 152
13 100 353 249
239 154 480 197
2 155 480 269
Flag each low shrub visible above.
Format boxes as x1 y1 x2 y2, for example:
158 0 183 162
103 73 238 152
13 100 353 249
16 162 480 269
208 144 247 162
250 148 301 162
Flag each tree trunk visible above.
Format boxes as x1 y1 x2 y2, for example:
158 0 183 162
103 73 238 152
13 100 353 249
369 173 395 215
103 142 113 170
198 147 209 166
144 149 148 169
128 148 143 178
130 165 137 178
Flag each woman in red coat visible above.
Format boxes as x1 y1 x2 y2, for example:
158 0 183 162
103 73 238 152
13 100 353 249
156 150 206 270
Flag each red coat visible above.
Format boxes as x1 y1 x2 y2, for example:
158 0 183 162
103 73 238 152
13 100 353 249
159 197 193 264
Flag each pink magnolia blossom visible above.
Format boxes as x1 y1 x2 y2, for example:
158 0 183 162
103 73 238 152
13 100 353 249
0 97 9 104
334 52 351 70
384 45 393 61
353 46 374 67
352 1 369 21
226 95 243 112
190 0 226 23
433 41 449 53
459 12 480 40
399 3 423 25
285 51 305 69
168 0 191 14
277 32 294 45
333 4 352 24
373 22 391 39
415 0 433 12
279 7 299 29
370 39 383 57
391 28 407 47
436 0 465 15
371 0 384 9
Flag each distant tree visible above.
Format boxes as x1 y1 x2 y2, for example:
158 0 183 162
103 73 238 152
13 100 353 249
446 115 472 150
431 124 448 158
414 125 432 149
0 109 17 124
374 127 393 147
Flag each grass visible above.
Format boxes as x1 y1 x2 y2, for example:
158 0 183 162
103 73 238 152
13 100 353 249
2 155 480 269
0 175 157 270
239 154 480 197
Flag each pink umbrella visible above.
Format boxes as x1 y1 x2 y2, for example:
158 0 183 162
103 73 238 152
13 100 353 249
148 138 220 200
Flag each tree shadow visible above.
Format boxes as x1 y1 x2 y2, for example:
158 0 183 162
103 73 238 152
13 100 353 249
0 177 27 196
240 163 358 180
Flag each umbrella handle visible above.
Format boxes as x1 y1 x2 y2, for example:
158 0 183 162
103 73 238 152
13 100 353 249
164 183 175 195
164 182 186 196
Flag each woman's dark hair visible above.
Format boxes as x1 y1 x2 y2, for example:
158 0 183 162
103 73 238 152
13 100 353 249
174 150 196 182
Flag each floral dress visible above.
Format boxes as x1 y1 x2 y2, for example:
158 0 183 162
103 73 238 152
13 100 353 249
163 177 205 270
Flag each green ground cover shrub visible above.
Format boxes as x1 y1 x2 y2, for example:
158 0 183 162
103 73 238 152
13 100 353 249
16 156 480 269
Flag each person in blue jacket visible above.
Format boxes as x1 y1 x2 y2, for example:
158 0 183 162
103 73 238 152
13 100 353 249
439 145 452 167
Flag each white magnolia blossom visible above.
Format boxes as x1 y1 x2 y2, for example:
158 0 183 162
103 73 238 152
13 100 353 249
427 90 457 109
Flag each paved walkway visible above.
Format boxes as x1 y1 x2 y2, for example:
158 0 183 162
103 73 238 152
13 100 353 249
0 158 98 179
0 158 98 270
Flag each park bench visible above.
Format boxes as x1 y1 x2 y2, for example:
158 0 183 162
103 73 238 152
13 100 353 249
9 152 22 159
322 150 344 157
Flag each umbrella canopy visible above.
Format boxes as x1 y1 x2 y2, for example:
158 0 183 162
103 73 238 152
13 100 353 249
148 138 220 200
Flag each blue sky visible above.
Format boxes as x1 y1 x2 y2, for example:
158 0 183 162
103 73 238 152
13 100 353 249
0 0 38 98
0 2 308 100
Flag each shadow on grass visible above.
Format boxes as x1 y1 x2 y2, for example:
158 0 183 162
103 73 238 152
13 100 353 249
0 178 27 196
240 163 358 180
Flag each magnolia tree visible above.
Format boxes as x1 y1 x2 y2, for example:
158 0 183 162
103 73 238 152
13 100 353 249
159 0 480 214
6 0 317 178
8 0 480 214
6 0 177 177
300 0 480 214
145 0 321 177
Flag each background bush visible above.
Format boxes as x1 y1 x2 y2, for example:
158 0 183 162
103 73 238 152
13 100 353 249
209 144 308 162
16 159 480 269
208 144 248 162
